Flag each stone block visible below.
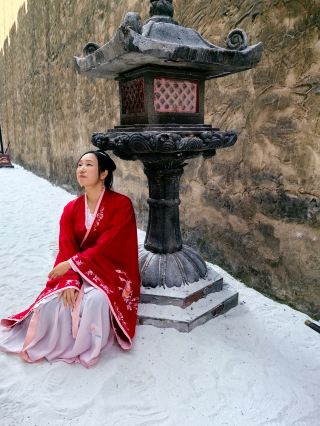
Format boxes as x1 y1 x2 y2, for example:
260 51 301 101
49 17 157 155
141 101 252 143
138 281 238 333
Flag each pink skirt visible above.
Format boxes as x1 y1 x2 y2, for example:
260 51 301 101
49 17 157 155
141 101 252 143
0 285 114 368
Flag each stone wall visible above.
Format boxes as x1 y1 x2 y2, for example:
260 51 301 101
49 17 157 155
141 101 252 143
0 0 319 318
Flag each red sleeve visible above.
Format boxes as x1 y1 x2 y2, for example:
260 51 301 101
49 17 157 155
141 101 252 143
56 204 81 262
50 203 82 286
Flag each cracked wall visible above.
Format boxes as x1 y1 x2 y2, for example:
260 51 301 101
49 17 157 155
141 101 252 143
0 0 319 318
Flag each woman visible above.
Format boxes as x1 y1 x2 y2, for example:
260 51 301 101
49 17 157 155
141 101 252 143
0 150 141 367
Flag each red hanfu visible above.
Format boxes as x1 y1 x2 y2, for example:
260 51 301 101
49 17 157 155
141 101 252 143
1 189 141 350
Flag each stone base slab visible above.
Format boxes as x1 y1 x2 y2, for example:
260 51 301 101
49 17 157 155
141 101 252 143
138 282 239 333
140 266 223 308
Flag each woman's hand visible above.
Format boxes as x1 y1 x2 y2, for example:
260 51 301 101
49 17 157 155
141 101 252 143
48 261 71 279
58 288 79 309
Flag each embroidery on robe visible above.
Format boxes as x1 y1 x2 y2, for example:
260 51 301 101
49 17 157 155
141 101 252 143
112 302 128 329
72 255 85 266
115 269 135 307
93 207 105 232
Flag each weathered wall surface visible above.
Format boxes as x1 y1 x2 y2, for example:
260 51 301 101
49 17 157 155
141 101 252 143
0 0 319 318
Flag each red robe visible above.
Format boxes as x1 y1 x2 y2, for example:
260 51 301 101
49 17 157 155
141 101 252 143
1 189 141 350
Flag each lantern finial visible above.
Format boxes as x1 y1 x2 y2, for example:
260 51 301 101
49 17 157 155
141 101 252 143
149 0 174 18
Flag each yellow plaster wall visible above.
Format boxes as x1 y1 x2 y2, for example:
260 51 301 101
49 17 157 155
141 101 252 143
0 0 27 49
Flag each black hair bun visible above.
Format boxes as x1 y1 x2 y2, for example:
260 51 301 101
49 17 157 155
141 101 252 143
96 150 116 172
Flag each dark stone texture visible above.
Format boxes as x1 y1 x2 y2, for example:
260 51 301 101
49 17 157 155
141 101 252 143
149 0 174 18
92 127 236 161
202 183 320 227
139 244 208 288
252 191 320 227
74 3 262 80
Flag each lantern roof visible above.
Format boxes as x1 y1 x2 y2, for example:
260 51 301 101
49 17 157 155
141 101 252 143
74 0 263 80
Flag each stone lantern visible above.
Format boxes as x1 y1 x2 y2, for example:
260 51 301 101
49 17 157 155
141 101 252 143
0 127 13 168
75 0 262 331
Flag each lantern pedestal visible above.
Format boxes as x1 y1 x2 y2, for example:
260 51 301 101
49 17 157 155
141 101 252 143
138 264 238 332
93 125 237 289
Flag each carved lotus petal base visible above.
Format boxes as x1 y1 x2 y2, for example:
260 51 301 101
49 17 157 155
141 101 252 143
139 244 208 288
92 127 237 162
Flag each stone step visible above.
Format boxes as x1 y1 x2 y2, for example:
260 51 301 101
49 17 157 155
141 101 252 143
139 266 223 308
138 283 238 333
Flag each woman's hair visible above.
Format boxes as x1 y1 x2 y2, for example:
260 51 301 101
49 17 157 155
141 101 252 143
78 150 116 189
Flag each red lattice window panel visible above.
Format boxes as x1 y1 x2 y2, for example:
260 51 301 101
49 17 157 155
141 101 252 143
154 78 198 113
121 78 145 114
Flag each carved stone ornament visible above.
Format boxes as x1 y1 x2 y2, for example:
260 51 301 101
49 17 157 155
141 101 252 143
139 245 207 288
74 1 262 80
92 129 237 161
149 0 174 20
226 29 248 51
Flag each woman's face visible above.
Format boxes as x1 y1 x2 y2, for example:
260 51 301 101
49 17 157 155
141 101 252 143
76 153 107 188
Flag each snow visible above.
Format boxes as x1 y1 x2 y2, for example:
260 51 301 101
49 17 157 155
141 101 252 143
0 164 319 426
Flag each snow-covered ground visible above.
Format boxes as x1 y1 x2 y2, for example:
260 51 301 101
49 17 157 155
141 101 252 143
0 164 319 426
